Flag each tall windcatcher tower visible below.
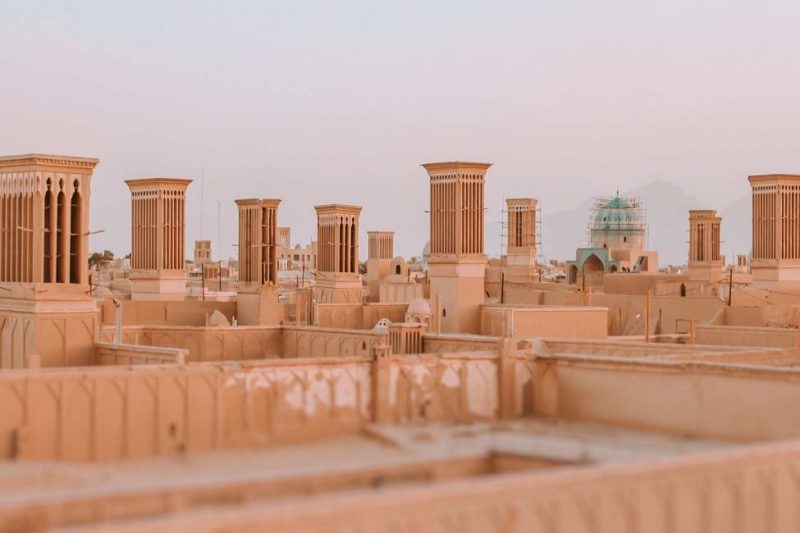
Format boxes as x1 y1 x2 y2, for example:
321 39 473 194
749 174 800 287
126 178 192 300
0 153 100 368
315 204 363 304
505 198 538 282
688 209 723 282
424 161 491 334
366 231 394 301
236 198 281 325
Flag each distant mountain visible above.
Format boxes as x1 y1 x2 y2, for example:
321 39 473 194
541 180 708 266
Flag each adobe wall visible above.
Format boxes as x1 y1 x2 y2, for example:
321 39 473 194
101 325 388 361
503 286 582 306
281 326 388 358
721 305 800 328
480 306 607 339
315 303 407 329
107 440 800 533
0 344 521 462
0 358 373 462
697 325 799 349
548 355 800 441
0 309 98 368
423 334 500 353
95 342 186 365
99 325 283 362
596 294 724 336
603 273 689 295
99 300 237 327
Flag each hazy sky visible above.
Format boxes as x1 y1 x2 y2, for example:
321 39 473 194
3 0 800 260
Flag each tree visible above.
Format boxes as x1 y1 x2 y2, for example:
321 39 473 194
88 249 114 269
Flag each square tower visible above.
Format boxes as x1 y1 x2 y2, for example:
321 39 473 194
749 174 800 287
688 209 723 282
194 240 212 265
315 204 362 304
366 231 394 302
126 178 192 300
0 153 100 368
505 198 538 283
236 198 281 325
424 161 491 334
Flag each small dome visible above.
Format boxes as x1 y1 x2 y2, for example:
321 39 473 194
405 298 431 321
373 318 391 331
208 310 230 327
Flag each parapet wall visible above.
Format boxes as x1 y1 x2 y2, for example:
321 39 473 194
130 439 800 533
99 300 237 327
4 340 800 461
315 303 407 329
480 305 607 339
99 325 283 362
100 325 388 361
697 325 799 349
0 357 373 462
94 342 186 365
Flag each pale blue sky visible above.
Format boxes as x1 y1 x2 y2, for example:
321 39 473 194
2 0 800 261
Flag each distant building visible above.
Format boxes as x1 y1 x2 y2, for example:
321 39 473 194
567 194 658 286
194 240 212 265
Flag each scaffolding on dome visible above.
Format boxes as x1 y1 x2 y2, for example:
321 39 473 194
585 195 648 248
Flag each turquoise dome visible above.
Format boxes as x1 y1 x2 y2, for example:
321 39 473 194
592 196 641 230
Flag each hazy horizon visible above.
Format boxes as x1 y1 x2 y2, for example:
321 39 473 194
3 0 799 263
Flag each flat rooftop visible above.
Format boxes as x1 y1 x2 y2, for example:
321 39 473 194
0 418 729 529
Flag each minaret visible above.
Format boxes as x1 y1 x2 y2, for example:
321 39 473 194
0 153 100 368
749 174 800 287
505 198 538 283
315 204 363 304
235 198 281 325
424 161 491 334
366 231 394 302
687 209 723 282
126 178 192 300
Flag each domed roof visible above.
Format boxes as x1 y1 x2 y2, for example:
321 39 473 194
406 298 431 318
592 195 643 230
208 310 230 327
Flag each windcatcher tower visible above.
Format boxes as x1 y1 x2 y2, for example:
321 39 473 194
0 154 100 368
424 161 491 334
505 198 538 283
236 198 281 325
315 204 362 304
749 174 800 287
126 178 192 300
366 231 394 302
688 209 723 282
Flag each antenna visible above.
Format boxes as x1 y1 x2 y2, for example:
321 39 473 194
217 199 222 262
199 167 205 237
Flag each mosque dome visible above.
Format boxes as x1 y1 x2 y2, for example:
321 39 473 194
592 196 644 230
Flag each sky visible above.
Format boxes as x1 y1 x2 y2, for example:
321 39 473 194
2 0 800 261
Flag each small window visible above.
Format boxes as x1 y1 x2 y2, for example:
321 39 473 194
623 236 627 243
395 265 401 275
442 308 447 317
